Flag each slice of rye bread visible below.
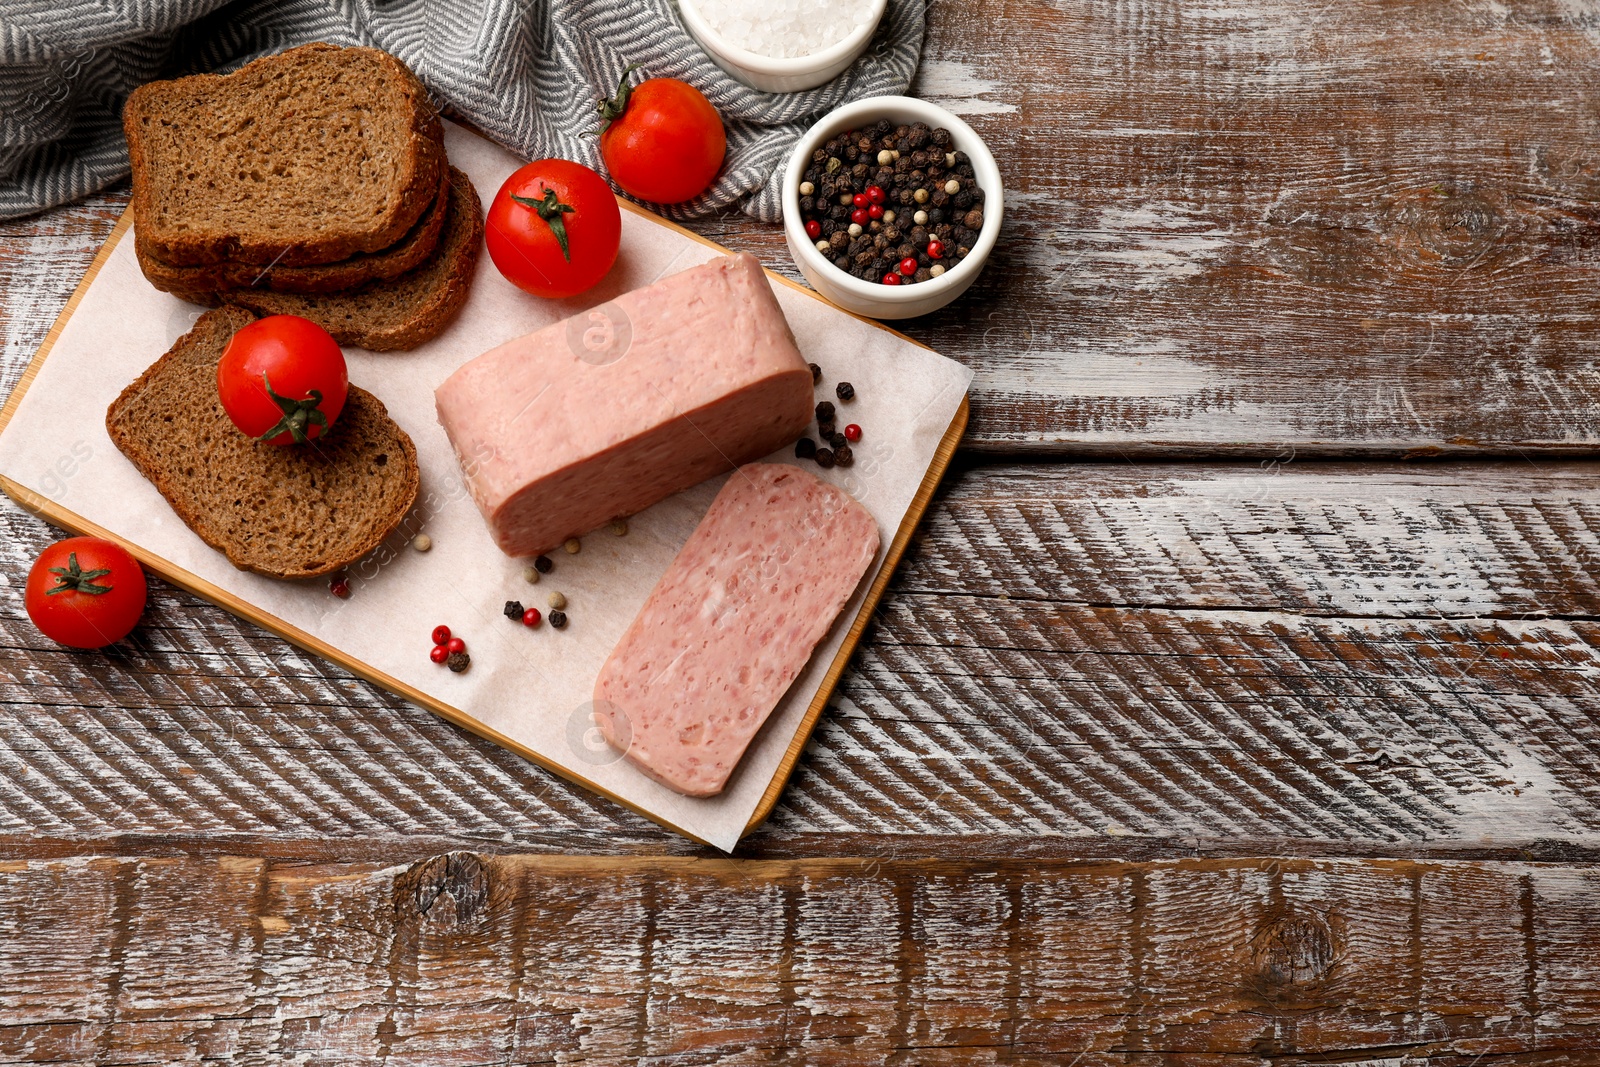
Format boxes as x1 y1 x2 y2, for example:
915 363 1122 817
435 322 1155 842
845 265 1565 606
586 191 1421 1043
167 168 483 352
106 306 420 581
124 42 444 268
135 162 451 295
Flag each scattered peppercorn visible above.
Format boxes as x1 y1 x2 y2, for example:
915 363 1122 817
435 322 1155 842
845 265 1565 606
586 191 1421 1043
523 565 541 584
611 520 628 536
534 555 553 573
834 444 855 467
412 534 432 552
836 382 855 402
816 400 836 423
795 437 817 459
564 537 581 554
446 636 466 655
430 644 449 664
815 447 836 469
809 362 822 383
432 625 451 645
844 423 862 441
829 431 847 448
523 607 542 627
329 575 351 599
549 610 568 629
548 591 567 610
447 651 471 673
504 600 524 620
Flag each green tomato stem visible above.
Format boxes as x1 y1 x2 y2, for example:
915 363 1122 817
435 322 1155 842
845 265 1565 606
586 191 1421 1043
510 187 577 262
46 552 113 595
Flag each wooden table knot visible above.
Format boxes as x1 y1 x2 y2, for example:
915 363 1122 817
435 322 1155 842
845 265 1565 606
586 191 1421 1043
1249 910 1338 999
1385 185 1518 268
392 851 491 929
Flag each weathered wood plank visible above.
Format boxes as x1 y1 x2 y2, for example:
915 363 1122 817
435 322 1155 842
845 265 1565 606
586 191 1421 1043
14 2 1600 458
704 0 1600 455
1 853 1596 1064
4 460 1600 856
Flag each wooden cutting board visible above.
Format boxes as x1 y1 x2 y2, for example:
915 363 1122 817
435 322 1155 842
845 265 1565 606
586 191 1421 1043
0 126 969 848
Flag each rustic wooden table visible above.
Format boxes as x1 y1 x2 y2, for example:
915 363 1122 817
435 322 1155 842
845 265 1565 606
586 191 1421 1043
4 1 1600 1062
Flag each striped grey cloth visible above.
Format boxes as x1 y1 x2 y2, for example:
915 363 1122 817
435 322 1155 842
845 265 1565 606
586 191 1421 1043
0 0 925 222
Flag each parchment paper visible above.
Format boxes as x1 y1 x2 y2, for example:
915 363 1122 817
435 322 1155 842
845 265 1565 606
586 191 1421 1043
0 123 972 850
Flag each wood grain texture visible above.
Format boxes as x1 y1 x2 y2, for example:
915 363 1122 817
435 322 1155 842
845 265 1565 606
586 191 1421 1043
2 852 1597 1064
17 2 1600 459
6 458 1600 858
697 0 1600 455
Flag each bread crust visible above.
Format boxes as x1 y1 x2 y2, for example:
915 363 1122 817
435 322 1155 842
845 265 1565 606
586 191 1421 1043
168 168 483 352
124 43 445 268
105 307 420 580
135 163 451 294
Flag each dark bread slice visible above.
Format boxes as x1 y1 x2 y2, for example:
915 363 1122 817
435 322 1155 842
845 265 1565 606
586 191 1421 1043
168 168 483 352
106 306 420 580
124 42 444 268
135 162 451 295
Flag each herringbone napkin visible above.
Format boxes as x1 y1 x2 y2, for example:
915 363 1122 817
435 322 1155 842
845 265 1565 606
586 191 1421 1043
0 0 925 221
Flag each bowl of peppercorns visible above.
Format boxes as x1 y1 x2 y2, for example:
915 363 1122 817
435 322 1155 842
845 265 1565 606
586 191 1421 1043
782 95 1003 319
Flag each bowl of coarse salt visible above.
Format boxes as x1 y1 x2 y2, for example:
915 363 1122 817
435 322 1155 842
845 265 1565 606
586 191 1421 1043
678 0 887 93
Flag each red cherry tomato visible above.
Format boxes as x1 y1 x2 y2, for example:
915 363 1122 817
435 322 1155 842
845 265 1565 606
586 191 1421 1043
216 316 347 446
486 158 621 299
597 65 726 204
25 537 147 649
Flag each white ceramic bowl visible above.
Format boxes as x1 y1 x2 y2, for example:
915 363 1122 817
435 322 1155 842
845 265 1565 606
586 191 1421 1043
677 0 887 93
782 96 1003 320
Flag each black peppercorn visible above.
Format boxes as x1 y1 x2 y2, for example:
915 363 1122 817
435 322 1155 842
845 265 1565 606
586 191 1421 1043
809 362 821 383
534 555 553 573
447 651 470 673
503 600 524 620
795 437 816 459
549 610 567 629
829 431 847 448
815 447 836 469
818 420 835 439
815 400 835 423
833 444 854 467
836 382 855 402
